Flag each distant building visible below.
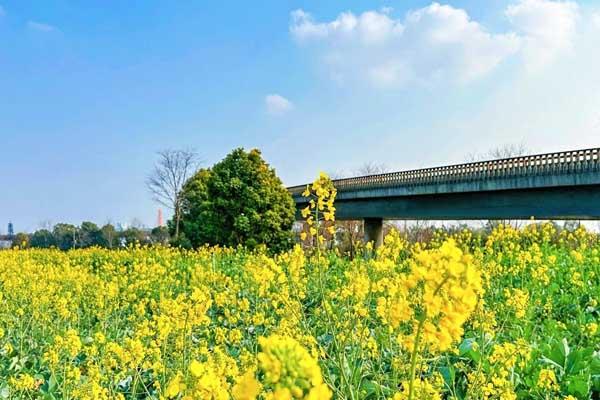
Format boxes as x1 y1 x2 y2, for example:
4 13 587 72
0 240 12 249
8 222 14 237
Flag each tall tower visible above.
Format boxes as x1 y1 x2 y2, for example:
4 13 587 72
8 222 14 237
157 209 163 227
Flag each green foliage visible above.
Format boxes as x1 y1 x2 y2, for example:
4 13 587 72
1 224 600 399
150 226 170 245
176 168 211 248
100 224 118 249
119 227 149 246
179 148 295 252
29 229 55 248
24 222 163 250
52 223 78 250
79 221 102 247
10 232 29 248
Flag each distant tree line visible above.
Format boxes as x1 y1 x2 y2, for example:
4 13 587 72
10 222 169 250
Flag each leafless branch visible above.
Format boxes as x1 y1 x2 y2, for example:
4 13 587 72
465 143 531 229
354 161 389 176
466 142 530 162
146 149 200 236
146 149 199 210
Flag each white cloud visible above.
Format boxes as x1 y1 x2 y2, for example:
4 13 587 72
291 1 596 88
291 8 405 46
265 94 294 115
506 0 579 70
27 21 57 32
291 3 520 88
592 11 600 28
275 2 600 186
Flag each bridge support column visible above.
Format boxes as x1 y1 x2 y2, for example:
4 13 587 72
364 218 383 248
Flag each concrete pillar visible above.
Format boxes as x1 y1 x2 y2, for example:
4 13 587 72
364 218 383 248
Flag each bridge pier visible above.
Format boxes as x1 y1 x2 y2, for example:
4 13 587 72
364 218 383 248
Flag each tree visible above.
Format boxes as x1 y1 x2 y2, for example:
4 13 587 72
176 168 211 247
53 223 79 250
129 218 146 230
11 232 30 249
466 143 531 229
150 226 170 245
147 149 199 240
30 229 55 248
119 227 149 246
335 162 390 258
100 224 117 249
80 221 102 247
354 161 389 176
466 143 530 162
179 148 295 252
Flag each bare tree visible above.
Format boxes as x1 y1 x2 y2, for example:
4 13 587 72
467 143 532 229
146 149 199 239
354 161 389 176
130 218 146 230
38 220 54 231
334 162 390 257
466 142 530 162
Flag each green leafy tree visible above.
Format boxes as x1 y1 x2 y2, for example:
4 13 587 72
150 226 170 245
80 221 102 247
119 227 149 246
53 223 79 250
176 169 211 247
179 148 295 252
30 229 56 248
11 232 30 248
100 224 118 249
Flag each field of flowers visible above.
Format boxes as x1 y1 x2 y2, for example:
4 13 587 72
0 172 597 400
1 221 599 399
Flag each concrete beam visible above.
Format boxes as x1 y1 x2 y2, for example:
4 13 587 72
295 185 600 221
292 170 600 204
364 218 383 248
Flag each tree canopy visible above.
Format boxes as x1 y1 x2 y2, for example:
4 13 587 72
178 148 295 252
29 229 55 248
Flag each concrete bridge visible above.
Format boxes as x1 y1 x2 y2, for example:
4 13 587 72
288 147 600 246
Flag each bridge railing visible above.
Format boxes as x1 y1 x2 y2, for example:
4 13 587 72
288 147 600 196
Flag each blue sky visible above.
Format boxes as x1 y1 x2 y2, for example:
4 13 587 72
1 0 600 232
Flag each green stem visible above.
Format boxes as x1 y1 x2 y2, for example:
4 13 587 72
408 318 425 400
408 276 450 400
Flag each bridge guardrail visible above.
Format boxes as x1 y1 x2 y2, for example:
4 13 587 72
288 147 600 196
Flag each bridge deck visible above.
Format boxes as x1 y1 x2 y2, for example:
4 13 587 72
288 147 600 221
289 148 600 197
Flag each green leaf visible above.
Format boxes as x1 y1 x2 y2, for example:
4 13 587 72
566 348 594 375
458 338 481 363
360 380 380 398
590 355 600 375
438 365 456 388
566 375 590 397
40 374 57 394
544 338 570 370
